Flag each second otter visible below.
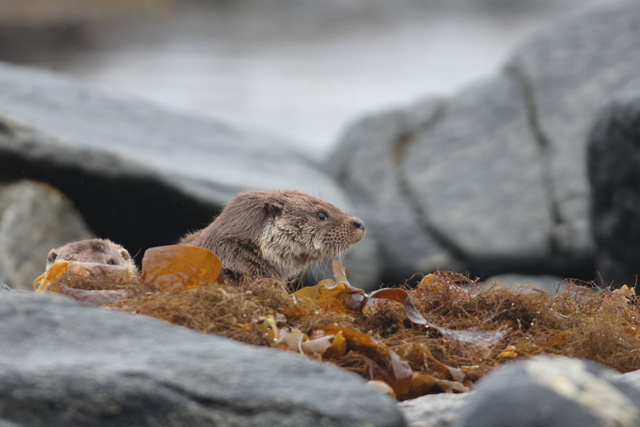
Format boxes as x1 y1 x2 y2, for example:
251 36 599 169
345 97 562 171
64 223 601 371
46 238 137 275
180 189 366 284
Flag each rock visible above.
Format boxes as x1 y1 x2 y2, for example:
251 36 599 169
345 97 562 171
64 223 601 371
451 355 640 427
0 292 405 427
480 274 568 295
329 98 465 286
0 62 379 289
588 83 640 288
398 393 469 427
0 180 93 291
621 368 640 386
328 1 640 285
508 1 640 258
401 74 551 271
0 283 13 293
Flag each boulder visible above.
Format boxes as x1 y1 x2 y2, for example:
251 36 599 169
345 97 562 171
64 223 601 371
451 355 640 427
329 98 465 285
480 274 568 295
0 180 93 291
588 83 640 288
328 0 640 285
0 292 405 427
508 1 640 258
401 75 550 272
398 392 469 427
0 62 379 289
620 367 640 385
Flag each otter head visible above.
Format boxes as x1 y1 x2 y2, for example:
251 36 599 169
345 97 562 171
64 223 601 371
46 238 137 275
256 190 366 280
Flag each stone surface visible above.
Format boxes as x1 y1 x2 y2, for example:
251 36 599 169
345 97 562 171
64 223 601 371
0 292 405 427
328 1 640 285
0 180 93 291
329 98 464 285
621 368 640 386
0 283 13 293
0 62 379 289
452 355 640 427
588 83 640 288
481 274 568 295
508 1 640 257
398 393 469 427
402 74 551 268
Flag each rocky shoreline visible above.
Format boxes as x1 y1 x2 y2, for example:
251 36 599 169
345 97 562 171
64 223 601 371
4 287 640 427
2 1 640 425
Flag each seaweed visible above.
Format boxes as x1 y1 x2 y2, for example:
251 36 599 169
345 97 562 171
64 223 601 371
37 245 640 400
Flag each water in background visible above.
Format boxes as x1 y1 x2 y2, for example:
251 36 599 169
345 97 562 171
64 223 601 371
0 0 593 159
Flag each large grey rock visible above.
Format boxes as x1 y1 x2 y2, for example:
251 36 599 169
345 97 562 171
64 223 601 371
481 274 568 295
508 0 640 257
0 62 379 289
621 368 640 386
588 83 640 288
329 98 466 285
398 393 470 427
402 74 551 267
452 356 640 427
0 292 405 427
0 180 93 291
329 0 640 285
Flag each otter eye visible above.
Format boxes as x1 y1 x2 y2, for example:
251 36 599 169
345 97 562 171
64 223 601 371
317 212 327 221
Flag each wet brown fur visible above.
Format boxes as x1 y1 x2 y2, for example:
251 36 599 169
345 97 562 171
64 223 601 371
180 189 366 284
46 238 137 275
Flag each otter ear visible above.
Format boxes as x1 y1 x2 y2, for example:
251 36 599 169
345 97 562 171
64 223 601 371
119 249 131 261
263 200 284 217
47 249 59 265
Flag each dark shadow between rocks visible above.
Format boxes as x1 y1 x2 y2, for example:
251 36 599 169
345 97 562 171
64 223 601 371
0 152 219 266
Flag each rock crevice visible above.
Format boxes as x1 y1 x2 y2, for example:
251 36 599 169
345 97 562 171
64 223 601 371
391 102 474 269
505 64 565 257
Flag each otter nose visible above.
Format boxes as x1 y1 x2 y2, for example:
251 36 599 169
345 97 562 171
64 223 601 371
352 218 366 231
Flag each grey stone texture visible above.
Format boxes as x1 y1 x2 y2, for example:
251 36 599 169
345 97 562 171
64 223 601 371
0 180 93 291
328 0 640 285
401 75 551 269
399 392 469 427
451 355 640 427
329 98 461 285
480 274 569 295
507 1 640 258
0 292 405 427
621 367 640 386
588 83 640 288
0 62 379 289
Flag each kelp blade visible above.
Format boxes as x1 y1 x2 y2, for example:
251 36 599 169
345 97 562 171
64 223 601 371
141 245 224 291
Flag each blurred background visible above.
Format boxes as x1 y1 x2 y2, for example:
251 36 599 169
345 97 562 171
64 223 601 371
0 0 587 159
4 0 634 293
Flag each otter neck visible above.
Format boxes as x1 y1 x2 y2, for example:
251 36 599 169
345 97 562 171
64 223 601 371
258 223 320 281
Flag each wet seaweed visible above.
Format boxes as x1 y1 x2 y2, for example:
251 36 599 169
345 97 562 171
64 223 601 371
39 247 640 400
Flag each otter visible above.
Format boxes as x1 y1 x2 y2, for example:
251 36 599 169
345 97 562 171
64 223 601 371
180 189 366 284
46 238 138 275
